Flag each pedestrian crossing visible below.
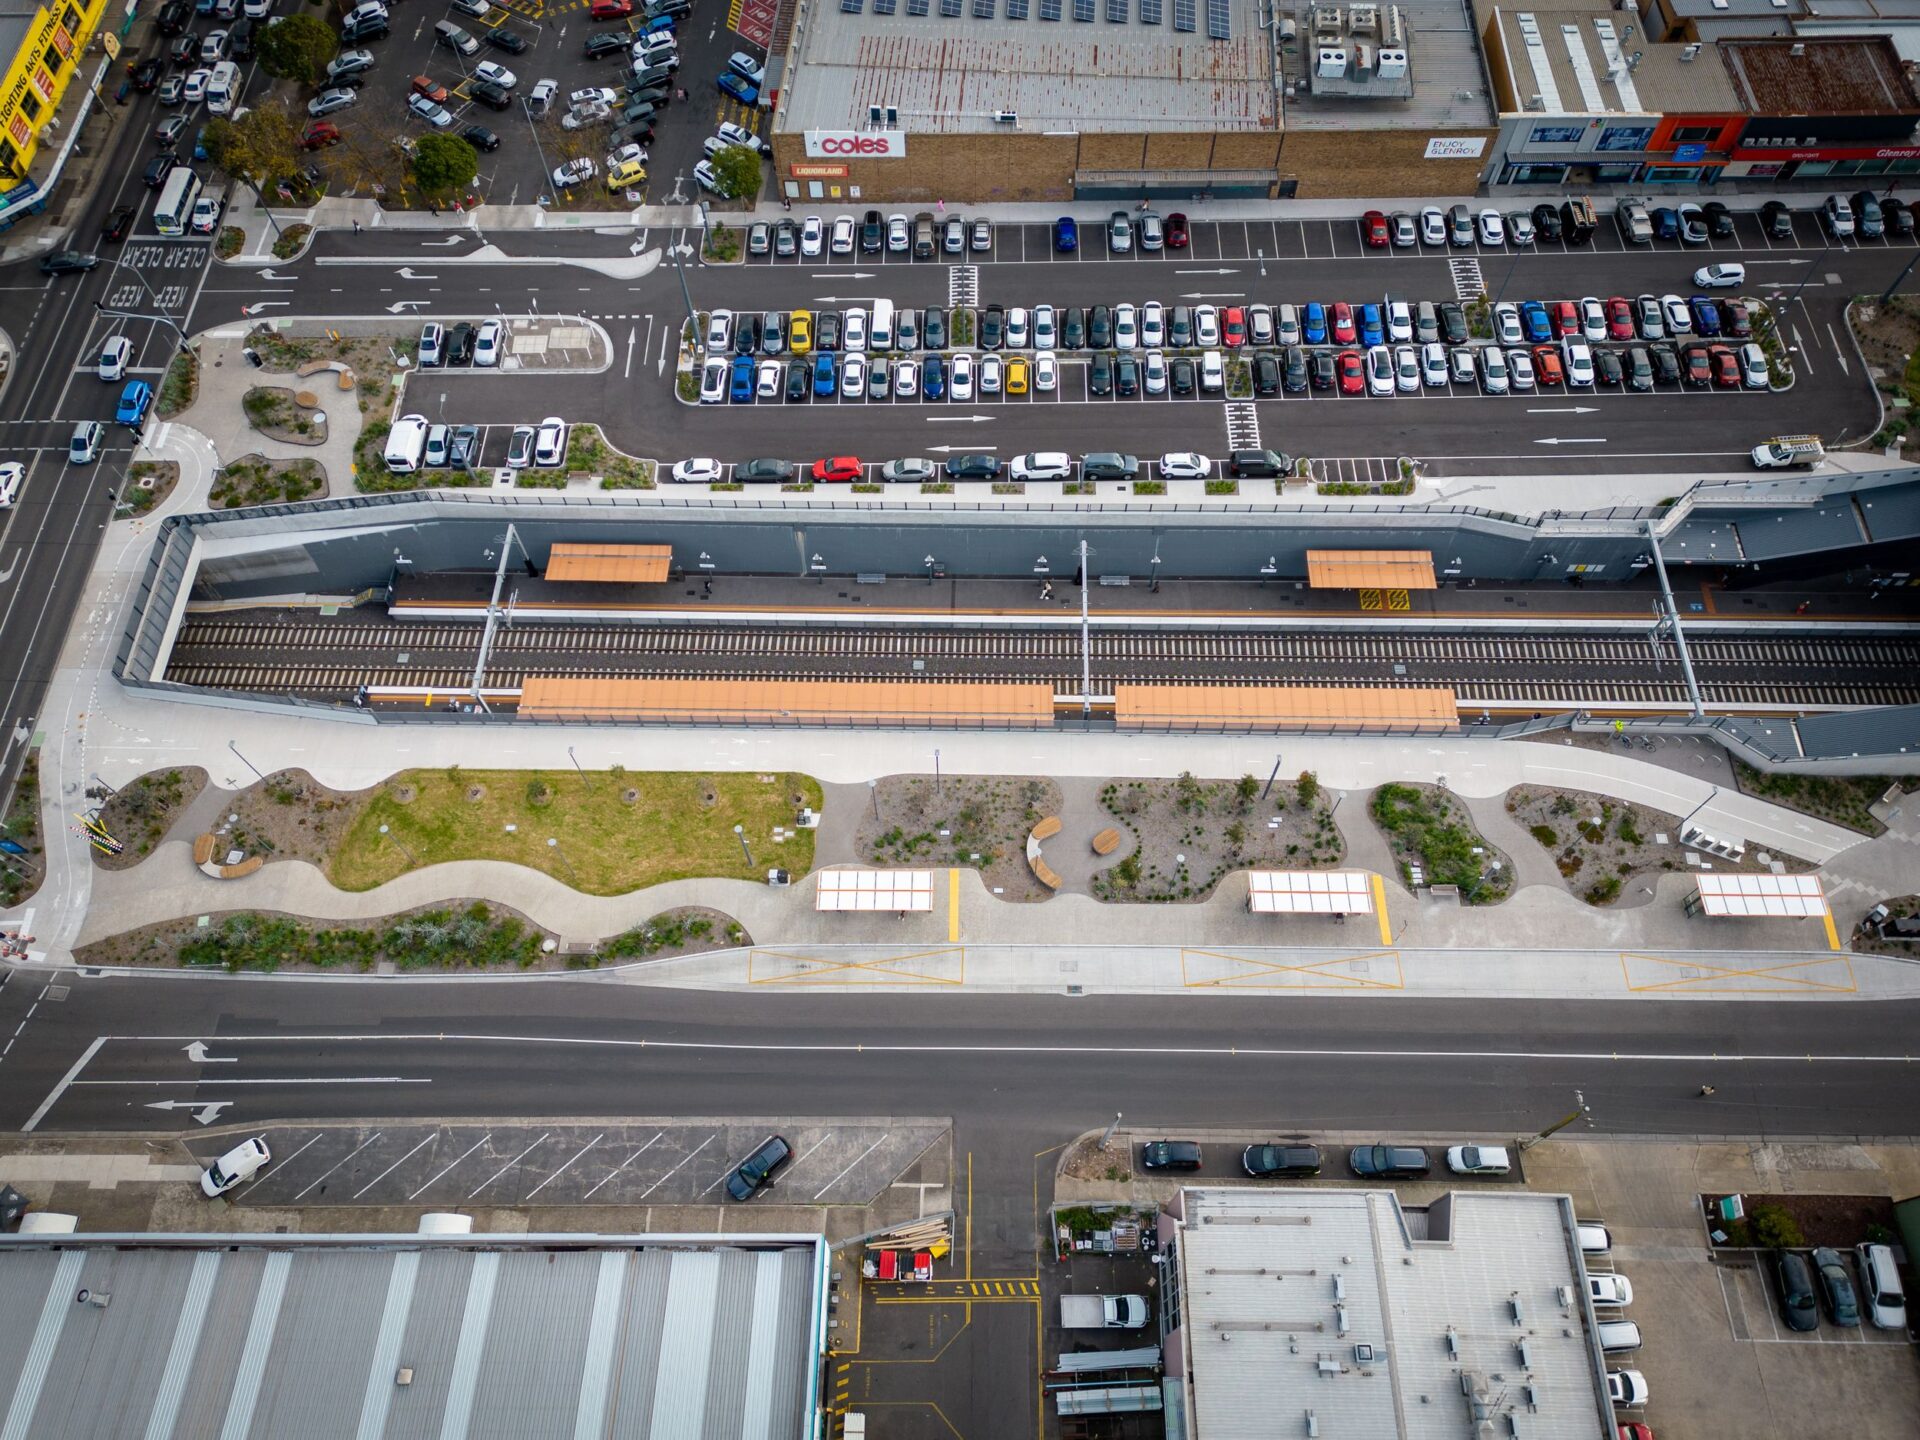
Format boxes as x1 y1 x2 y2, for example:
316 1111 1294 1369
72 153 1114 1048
1223 401 1260 450
1449 257 1485 301
948 265 979 307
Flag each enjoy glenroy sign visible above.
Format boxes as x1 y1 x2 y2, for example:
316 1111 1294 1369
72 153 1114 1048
804 129 907 159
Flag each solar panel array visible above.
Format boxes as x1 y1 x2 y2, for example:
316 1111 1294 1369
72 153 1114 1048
856 0 1226 29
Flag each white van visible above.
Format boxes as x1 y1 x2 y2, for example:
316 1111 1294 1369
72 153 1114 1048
385 413 430 473
869 298 895 352
1854 1243 1907 1329
206 60 239 114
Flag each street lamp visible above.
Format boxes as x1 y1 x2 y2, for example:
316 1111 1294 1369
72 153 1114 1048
733 823 753 867
377 823 418 865
1518 1089 1591 1151
568 745 594 792
227 739 265 783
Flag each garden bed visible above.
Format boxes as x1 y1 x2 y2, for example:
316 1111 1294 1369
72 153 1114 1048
1093 771 1343 903
211 454 325 509
856 775 1061 903
1702 1192 1898 1251
0 754 42 908
89 767 208 870
1731 761 1893 836
116 460 179 518
1851 893 1920 956
1371 782 1510 902
241 387 327 446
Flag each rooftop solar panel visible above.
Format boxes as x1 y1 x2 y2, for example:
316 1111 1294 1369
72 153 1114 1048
1204 0 1228 36
1073 0 1094 18
841 0 863 10
1171 0 1195 29
1039 0 1061 17
907 0 929 12
940 0 961 13
1138 0 1161 19
1006 0 1028 15
974 0 995 13
873 0 896 11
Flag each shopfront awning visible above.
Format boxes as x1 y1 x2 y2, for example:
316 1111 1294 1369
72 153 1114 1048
1305 550 1437 590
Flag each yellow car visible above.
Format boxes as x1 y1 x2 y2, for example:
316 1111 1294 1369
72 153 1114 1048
1006 355 1029 395
605 158 647 192
788 308 812 354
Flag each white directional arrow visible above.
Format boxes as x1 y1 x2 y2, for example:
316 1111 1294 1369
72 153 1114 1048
1527 406 1600 414
146 1100 233 1125
1175 267 1239 275
183 1041 236 1064
926 443 1000 453
385 300 430 313
812 270 874 279
421 235 468 247
1533 437 1608 445
258 269 297 281
811 296 876 304
630 239 647 256
241 301 288 315
624 325 636 380
925 414 996 423
1178 292 1247 300
397 267 438 280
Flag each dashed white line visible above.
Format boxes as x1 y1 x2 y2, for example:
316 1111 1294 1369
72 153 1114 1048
581 1131 665 1200
814 1135 891 1200
291 1131 386 1201
640 1133 715 1199
352 1133 441 1199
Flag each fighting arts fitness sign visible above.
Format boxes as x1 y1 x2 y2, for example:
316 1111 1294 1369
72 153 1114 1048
804 130 908 159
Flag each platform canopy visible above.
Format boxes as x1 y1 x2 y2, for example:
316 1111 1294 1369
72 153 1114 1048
1305 549 1437 591
545 543 672 584
1248 870 1376 915
1692 872 1826 918
815 869 935 912
1114 684 1456 732
518 677 1055 726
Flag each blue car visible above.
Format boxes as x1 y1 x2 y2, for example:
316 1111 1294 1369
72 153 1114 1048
1053 215 1077 252
922 353 946 400
115 379 154 428
192 127 210 162
638 11 676 33
812 353 836 396
1359 303 1383 347
1302 301 1328 345
729 353 754 402
717 71 758 105
1519 300 1551 343
1650 206 1679 241
1689 295 1721 337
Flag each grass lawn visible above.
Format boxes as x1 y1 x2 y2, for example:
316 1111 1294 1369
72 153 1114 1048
328 768 822 894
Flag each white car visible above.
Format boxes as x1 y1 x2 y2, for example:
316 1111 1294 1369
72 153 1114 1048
1578 1223 1613 1255
840 353 867 397
183 67 212 102
1140 301 1164 348
1113 303 1137 350
200 1137 270 1197
551 157 597 187
1010 451 1072 481
506 424 535 467
98 335 133 382
1144 349 1166 394
532 416 566 466
1477 207 1505 245
1506 347 1535 390
1588 1274 1634 1307
756 359 781 399
698 357 726 402
1034 351 1057 392
950 352 975 400
715 121 765 153
1480 346 1509 394
1365 345 1394 396
978 353 1001 394
830 215 855 254
570 85 618 109
1694 262 1747 289
451 0 491 13
69 420 102 465
1562 339 1594 388
691 159 721 194
1033 304 1057 349
727 51 765 86
1445 1144 1511 1175
1386 300 1413 343
0 461 20 509
671 456 724 484
1660 293 1692 334
1419 205 1446 245
424 423 449 467
843 308 867 351
1579 296 1608 344
562 103 610 131
1493 302 1523 346
407 94 454 127
608 141 649 172
1199 349 1224 392
1194 305 1220 346
189 194 222 234
1393 344 1420 393
473 317 504 366
1420 341 1447 387
1606 1371 1648 1408
886 213 909 252
800 216 824 256
1738 341 1769 389
1158 452 1210 479
474 61 516 88
1450 346 1476 386
892 357 918 397
1005 307 1028 349
201 29 229 61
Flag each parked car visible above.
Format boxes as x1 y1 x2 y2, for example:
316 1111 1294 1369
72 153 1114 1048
1812 1247 1861 1326
1445 1144 1510 1175
726 1134 792 1199
1242 1144 1321 1178
200 1136 270 1197
1350 1145 1430 1179
1140 1140 1202 1171
1587 1274 1634 1307
1777 1250 1820 1332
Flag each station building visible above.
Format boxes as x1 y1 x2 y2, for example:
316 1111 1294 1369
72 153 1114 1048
0 0 113 215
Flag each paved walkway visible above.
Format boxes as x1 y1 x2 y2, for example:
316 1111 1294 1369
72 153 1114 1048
170 331 363 498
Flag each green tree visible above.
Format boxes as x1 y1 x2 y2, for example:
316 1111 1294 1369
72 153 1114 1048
411 133 478 197
255 13 336 85
708 144 762 201
203 103 305 233
1296 770 1321 809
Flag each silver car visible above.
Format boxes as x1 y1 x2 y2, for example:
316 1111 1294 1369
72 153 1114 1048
882 457 937 482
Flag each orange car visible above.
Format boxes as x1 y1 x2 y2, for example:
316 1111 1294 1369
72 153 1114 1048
411 75 449 103
1531 345 1565 387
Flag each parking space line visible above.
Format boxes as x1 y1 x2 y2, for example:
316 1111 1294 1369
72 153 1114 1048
581 1131 666 1200
639 1132 715 1198
524 1131 604 1199
291 1131 385 1202
466 1130 551 1199
814 1134 891 1200
267 1129 328 1176
352 1133 439 1199
408 1131 493 1200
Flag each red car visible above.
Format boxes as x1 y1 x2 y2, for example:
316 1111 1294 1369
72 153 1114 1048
1336 349 1365 395
1550 300 1580 338
1606 296 1634 341
1709 344 1741 389
1165 211 1189 248
1221 307 1247 347
1617 1427 1654 1440
1680 344 1712 388
301 120 342 149
1362 210 1389 248
1531 346 1564 386
811 455 862 482
1330 302 1357 345
589 0 633 16
411 75 449 103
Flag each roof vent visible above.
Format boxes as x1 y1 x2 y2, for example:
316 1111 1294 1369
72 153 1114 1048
1333 1275 1346 1301
1353 1342 1377 1363
395 1368 415 1387
993 110 1018 124
1516 1337 1533 1369
1306 1413 1319 1438
1790 41 1805 55
1510 1295 1525 1325
1681 42 1700 60
1445 1327 1461 1359
1555 1284 1574 1307
1317 1357 1342 1376
1335 1305 1350 1336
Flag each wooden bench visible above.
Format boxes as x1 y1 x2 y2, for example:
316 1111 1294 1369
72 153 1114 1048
1030 815 1062 842
1030 858 1062 890
1092 828 1121 856
1025 815 1065 890
195 832 264 879
293 359 356 391
219 855 265 879
192 834 216 866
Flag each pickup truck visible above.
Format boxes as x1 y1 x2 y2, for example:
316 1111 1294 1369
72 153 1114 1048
1617 199 1653 245
1060 1293 1150 1329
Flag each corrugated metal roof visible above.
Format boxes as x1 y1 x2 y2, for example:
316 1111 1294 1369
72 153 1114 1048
1115 684 1458 728
1720 34 1920 113
1173 1187 1613 1440
1792 703 1920 759
1479 0 1740 113
1306 549 1438 589
517 676 1057 725
0 1237 825 1440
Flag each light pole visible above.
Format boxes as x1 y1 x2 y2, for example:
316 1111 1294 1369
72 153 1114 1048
568 745 594 792
546 835 577 883
733 823 753 867
227 739 265 783
868 778 880 821
1466 858 1504 904
1518 1090 1591 1151
377 823 418 866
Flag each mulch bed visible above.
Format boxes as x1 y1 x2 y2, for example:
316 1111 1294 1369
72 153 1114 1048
1703 1192 1898 1250
1093 774 1344 903
1851 892 1920 956
856 774 1061 903
90 767 209 870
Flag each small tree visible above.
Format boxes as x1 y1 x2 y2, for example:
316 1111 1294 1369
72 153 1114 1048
412 133 478 198
1296 770 1321 809
1235 774 1259 808
255 13 337 84
708 144 762 200
203 104 305 233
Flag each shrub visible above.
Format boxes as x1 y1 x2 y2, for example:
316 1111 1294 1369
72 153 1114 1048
1530 824 1559 847
1751 1203 1805 1250
1295 771 1320 809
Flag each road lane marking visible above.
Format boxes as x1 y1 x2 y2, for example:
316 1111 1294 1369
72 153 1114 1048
639 1133 714 1198
22 1036 105 1130
353 1133 440 1198
581 1131 664 1200
814 1134 890 1200
467 1131 552 1199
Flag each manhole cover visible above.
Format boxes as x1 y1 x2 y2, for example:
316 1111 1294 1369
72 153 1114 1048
45 986 69 1001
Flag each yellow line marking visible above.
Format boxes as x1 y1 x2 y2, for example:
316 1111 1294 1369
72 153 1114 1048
1619 951 1857 993
948 866 961 942
747 946 965 985
1181 947 1405 989
1823 911 1841 951
1371 872 1391 945
850 1402 966 1439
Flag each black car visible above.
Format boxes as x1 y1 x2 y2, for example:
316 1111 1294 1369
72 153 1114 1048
944 454 999 480
1531 202 1562 242
1593 347 1623 387
1088 304 1112 349
1647 344 1680 387
1251 351 1279 396
619 100 657 126
39 251 98 276
340 16 388 42
922 306 945 350
631 63 675 88
1140 1140 1202 1171
980 304 1005 350
1760 199 1794 240
167 34 198 66
1169 356 1196 394
725 1134 792 1200
469 79 512 110
1283 346 1308 392
615 121 655 147
859 208 883 253
101 205 136 242
1309 349 1336 390
1088 350 1113 396
1885 196 1916 237
628 80 670 106
815 311 841 352
1437 301 1468 346
785 359 809 402
1228 449 1291 478
1701 200 1735 238
585 31 628 57
1114 354 1139 396
156 0 192 34
1624 345 1653 392
131 57 163 91
1081 452 1139 480
1243 1144 1322 1178
1060 307 1085 350
446 322 477 365
1777 1251 1819 1332
733 313 761 355
1349 1144 1431 1179
736 458 796 484
1168 305 1193 347
486 25 528 52
461 125 500 152
143 153 176 187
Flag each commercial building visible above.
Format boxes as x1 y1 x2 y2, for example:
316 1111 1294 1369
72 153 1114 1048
1153 1186 1619 1439
0 1228 831 1440
0 0 112 207
1719 35 1920 184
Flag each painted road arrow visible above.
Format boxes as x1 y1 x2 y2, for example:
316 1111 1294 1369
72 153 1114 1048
1526 406 1600 414
421 235 468 247
145 1100 232 1125
1533 437 1608 445
257 269 297 281
240 302 288 315
811 270 874 279
924 414 996 423
1178 292 1247 299
183 1041 236 1064
926 444 999 453
1175 267 1239 275
397 267 438 280
385 300 431 313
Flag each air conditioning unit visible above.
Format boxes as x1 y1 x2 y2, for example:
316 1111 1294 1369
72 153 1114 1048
1381 4 1404 45
993 110 1018 124
1681 42 1700 60
1376 47 1407 78
1349 2 1378 34
1312 5 1344 35
1317 46 1348 78
1353 42 1375 72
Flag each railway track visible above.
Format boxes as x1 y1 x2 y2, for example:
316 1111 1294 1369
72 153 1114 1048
164 616 1920 709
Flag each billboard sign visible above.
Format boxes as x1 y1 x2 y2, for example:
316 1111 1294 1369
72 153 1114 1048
804 129 906 159
1423 137 1486 160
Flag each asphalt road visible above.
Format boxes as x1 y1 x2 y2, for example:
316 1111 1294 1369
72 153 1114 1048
192 212 1918 479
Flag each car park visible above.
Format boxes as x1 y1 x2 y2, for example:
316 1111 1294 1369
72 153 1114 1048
1822 193 1856 238
1393 345 1419 392
1389 211 1416 247
1444 1143 1512 1175
840 354 866 397
1676 203 1708 244
1506 210 1534 246
1647 344 1680 387
1449 347 1475 386
445 323 476 365
1596 1321 1642 1353
1594 348 1623 387
1362 210 1389 248
532 417 566 466
1108 211 1132 253
1507 348 1535 390
1477 208 1504 245
1856 1242 1908 1329
308 87 357 116
1138 211 1164 250
1227 449 1290 477
1492 303 1522 346
945 453 999 480
1760 199 1793 239
726 355 754 402
881 457 935 483
1053 215 1077 252
1479 346 1508 394
1738 342 1768 389
464 126 504 153
423 424 450 468
726 1134 792 1200
811 455 862 482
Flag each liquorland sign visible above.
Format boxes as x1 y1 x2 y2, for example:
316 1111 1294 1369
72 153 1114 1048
804 130 907 159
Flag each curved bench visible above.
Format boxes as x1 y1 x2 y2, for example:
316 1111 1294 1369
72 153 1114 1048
1026 815 1064 890
294 359 357 391
1092 828 1121 856
194 833 265 880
